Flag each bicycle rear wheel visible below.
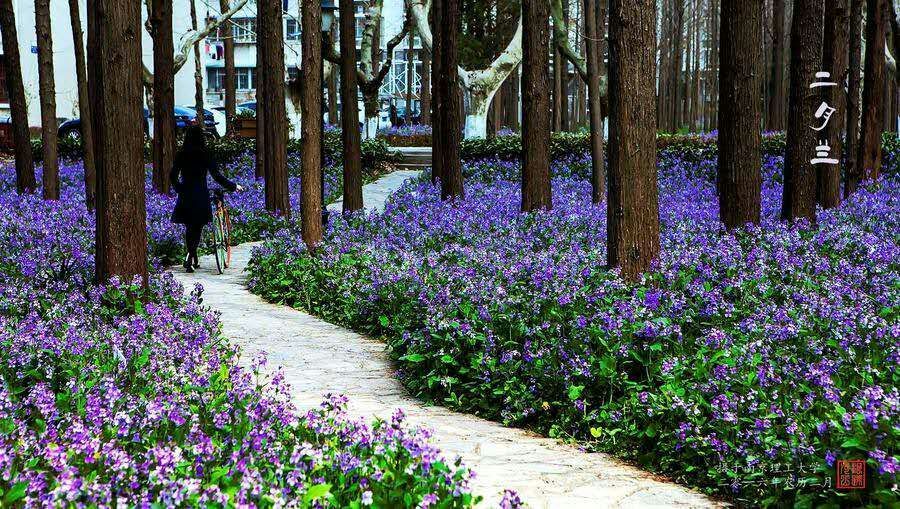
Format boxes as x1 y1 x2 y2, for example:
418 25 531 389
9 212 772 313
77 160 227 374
223 208 232 268
212 207 227 274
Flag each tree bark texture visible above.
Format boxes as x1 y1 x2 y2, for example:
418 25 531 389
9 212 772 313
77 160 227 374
584 0 605 204
88 0 149 286
819 0 848 209
607 0 660 280
431 0 445 186
521 0 551 211
34 0 58 200
717 0 762 229
151 0 175 194
858 0 886 181
300 0 323 248
0 0 36 194
845 0 862 196
767 0 787 130
781 0 823 223
67 0 96 209
436 0 462 199
421 47 431 124
259 0 290 215
220 0 236 135
339 0 363 211
190 0 204 120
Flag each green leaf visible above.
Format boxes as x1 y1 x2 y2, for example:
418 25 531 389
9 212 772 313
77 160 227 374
303 483 332 503
4 482 27 504
567 385 584 400
400 353 425 362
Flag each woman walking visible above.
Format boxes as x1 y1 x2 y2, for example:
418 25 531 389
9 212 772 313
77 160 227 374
171 127 243 272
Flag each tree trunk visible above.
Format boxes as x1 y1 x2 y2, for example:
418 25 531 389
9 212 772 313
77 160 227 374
436 0 463 199
819 0 848 209
781 0 823 223
0 0 35 194
585 0 606 203
88 0 149 286
301 0 323 248
67 0 96 209
766 0 787 131
339 0 363 211
34 0 58 200
607 0 660 280
522 0 552 211
858 0 886 181
670 0 684 132
150 0 175 194
845 0 862 197
220 0 236 135
259 0 290 215
718 0 762 229
421 47 432 124
190 0 204 121
406 27 415 125
432 0 445 186
505 65 520 130
327 24 340 125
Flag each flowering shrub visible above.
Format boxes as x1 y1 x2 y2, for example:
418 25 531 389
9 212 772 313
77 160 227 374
378 125 433 147
248 150 899 506
0 169 481 506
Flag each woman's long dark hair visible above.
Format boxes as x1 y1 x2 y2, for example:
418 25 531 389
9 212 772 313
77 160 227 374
175 126 210 172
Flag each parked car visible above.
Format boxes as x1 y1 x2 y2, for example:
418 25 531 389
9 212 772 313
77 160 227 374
57 106 216 141
58 108 151 141
237 101 257 112
179 106 222 138
212 105 254 118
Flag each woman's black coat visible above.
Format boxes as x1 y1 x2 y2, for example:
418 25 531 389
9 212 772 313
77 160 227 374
170 152 236 226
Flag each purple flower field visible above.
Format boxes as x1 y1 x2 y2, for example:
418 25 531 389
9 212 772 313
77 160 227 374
249 148 899 505
0 158 481 507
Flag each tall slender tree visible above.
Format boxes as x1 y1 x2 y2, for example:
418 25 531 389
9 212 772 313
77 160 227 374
0 0 35 194
190 0 204 121
88 0 149 285
258 0 290 215
67 0 96 209
338 0 363 211
150 0 175 194
607 0 659 279
819 0 848 208
421 48 431 124
301 0 323 248
584 0 606 203
34 0 58 200
406 26 415 125
781 0 823 223
435 0 462 199
766 0 787 131
718 0 762 228
858 0 886 181
521 0 551 211
431 0 445 186
845 0 863 197
220 0 236 135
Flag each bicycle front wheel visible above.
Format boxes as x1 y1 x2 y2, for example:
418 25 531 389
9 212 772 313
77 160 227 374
223 207 232 269
212 208 227 274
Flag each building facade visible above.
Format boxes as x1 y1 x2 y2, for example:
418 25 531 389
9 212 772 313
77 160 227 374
0 0 422 127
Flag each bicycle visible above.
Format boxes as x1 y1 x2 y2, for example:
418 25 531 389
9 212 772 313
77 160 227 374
209 188 232 274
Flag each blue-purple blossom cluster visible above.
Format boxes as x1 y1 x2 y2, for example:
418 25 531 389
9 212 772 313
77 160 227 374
248 146 899 505
0 161 480 507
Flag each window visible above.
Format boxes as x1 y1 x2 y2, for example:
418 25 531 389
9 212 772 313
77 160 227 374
232 18 257 43
206 67 256 92
287 66 299 82
286 19 300 41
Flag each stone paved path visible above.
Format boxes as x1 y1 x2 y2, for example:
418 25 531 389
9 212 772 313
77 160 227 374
172 171 721 508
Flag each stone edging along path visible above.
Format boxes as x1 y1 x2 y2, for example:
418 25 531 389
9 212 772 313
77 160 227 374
172 169 721 508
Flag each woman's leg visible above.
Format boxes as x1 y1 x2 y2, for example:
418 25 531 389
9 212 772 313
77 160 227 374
185 223 203 269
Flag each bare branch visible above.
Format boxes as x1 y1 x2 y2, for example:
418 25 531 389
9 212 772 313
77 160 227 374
172 0 251 73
